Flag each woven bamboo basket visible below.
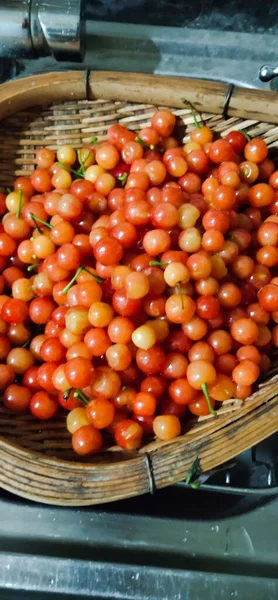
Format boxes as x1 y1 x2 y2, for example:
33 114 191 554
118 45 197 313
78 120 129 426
0 71 278 506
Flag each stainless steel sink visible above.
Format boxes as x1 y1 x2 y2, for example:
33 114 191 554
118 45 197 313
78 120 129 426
0 435 278 599
0 490 278 599
10 22 278 91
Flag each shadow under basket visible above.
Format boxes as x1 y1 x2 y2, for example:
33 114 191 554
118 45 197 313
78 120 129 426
0 71 278 506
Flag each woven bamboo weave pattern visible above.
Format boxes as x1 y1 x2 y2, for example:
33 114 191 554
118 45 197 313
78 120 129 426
0 72 277 505
0 99 278 188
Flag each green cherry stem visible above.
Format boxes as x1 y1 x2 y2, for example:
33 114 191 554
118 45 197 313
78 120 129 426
117 172 128 186
176 282 184 309
240 129 251 141
63 388 72 400
77 149 85 176
90 137 98 144
183 100 202 129
56 162 85 179
16 190 23 218
77 149 91 176
185 456 201 486
149 260 168 267
82 150 91 163
135 137 163 153
135 136 149 148
73 389 89 406
201 383 217 416
150 145 164 153
82 266 103 283
62 265 103 294
30 213 53 230
27 262 39 272
31 215 42 234
22 339 31 349
62 266 83 294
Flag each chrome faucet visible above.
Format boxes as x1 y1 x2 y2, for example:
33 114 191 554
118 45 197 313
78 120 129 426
0 0 83 61
259 64 278 83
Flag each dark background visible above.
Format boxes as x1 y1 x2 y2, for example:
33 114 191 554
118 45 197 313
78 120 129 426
85 0 277 34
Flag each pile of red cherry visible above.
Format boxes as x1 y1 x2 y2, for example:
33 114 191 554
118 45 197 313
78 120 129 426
0 107 277 456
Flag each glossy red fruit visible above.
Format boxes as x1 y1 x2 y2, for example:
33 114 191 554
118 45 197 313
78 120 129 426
114 419 143 449
225 130 247 154
86 397 115 429
3 384 31 413
58 390 82 411
64 358 95 389
30 391 58 420
72 425 103 455
209 140 234 163
258 284 278 312
2 298 29 324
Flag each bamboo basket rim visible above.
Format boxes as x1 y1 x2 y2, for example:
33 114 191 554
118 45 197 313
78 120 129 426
0 70 277 506
2 69 278 124
0 370 278 467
